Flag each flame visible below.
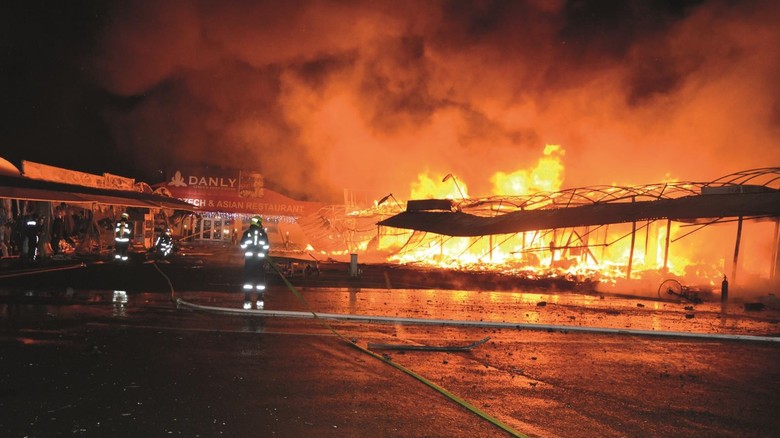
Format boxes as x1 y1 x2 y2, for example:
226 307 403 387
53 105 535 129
410 173 469 199
309 144 770 297
385 218 724 291
371 144 737 294
491 144 566 195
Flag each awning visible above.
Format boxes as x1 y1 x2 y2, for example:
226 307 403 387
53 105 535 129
0 174 197 211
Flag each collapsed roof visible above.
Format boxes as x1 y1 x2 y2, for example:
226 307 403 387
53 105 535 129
378 168 780 237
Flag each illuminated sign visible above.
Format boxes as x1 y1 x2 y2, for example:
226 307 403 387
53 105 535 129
165 168 321 217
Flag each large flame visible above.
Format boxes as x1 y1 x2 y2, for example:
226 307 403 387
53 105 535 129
367 144 760 296
303 140 772 299
491 144 565 195
410 173 469 200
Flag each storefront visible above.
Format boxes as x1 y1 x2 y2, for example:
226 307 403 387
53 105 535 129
162 168 324 249
0 159 196 259
199 216 229 241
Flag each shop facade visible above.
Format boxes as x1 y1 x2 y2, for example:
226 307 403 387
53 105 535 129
161 168 324 250
0 159 195 260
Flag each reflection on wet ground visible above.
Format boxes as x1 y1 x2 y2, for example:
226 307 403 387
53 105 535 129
2 284 779 438
2 286 778 337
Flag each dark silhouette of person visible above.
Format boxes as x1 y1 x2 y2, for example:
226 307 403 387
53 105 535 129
23 214 41 261
51 210 65 254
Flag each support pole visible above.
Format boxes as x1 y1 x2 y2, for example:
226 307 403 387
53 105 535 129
349 253 359 278
771 219 779 281
626 197 636 279
731 216 743 287
627 220 636 279
663 219 671 272
646 220 658 269
550 229 557 267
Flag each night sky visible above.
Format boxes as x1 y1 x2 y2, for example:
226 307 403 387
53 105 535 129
2 0 778 202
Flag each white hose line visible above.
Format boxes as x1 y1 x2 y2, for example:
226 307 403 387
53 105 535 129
0 262 86 279
175 298 780 343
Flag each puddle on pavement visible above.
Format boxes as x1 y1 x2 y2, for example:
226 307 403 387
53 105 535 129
177 287 780 337
2 287 779 337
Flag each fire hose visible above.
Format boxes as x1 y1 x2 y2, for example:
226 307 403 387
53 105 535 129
155 257 780 436
0 262 86 279
153 259 528 438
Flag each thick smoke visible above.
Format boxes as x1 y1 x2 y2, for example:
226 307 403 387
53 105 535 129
92 0 780 202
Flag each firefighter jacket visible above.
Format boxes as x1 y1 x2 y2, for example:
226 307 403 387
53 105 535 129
24 217 40 243
240 225 269 259
115 218 132 243
155 233 174 256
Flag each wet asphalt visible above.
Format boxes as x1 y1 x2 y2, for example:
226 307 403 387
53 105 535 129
1 244 779 437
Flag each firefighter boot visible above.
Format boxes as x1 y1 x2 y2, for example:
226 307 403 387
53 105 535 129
256 285 265 309
243 292 252 310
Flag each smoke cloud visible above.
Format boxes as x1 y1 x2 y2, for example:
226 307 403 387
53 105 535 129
91 0 780 202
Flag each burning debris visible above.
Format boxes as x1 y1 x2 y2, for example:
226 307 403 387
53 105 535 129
7 1 779 300
359 168 780 297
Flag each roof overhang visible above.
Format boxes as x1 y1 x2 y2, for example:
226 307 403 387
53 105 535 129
0 174 198 211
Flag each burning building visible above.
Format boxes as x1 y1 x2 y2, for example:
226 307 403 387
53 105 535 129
160 167 325 251
369 167 780 298
5 1 777 300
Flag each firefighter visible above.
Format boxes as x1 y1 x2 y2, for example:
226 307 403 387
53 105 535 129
240 216 270 309
114 212 132 262
22 214 41 261
154 227 174 258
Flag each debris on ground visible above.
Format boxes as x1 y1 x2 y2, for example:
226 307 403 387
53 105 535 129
368 337 490 352
744 302 766 311
758 294 780 310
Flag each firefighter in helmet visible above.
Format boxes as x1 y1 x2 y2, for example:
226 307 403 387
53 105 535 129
23 214 41 261
114 212 132 262
240 215 270 309
154 227 174 258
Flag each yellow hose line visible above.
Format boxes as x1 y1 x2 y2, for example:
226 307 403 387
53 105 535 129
267 257 527 438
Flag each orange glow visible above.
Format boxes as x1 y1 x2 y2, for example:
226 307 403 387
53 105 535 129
83 1 779 298
383 217 729 292
301 147 774 299
359 145 773 296
491 144 565 195
410 172 469 200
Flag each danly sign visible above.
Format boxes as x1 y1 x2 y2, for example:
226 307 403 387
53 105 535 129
168 170 237 190
164 169 322 216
